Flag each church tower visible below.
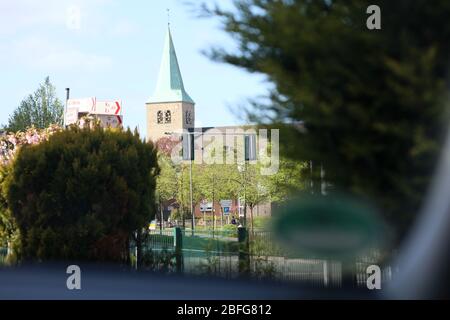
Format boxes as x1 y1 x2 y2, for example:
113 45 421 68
146 27 195 142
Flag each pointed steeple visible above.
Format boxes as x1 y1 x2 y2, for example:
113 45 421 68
148 27 194 104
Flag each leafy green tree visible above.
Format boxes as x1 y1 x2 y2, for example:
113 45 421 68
178 163 210 219
175 136 308 228
198 163 239 201
156 154 178 210
174 164 189 222
199 0 450 241
155 154 199 225
235 158 306 232
7 77 64 132
195 162 241 228
268 158 308 202
241 163 269 233
5 126 159 262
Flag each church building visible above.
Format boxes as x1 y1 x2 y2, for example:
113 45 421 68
146 27 195 143
145 26 272 223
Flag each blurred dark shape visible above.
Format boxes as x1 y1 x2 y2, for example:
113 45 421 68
199 0 450 244
387 128 450 299
0 263 379 300
272 194 389 261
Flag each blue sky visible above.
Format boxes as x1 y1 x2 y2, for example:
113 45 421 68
0 0 268 138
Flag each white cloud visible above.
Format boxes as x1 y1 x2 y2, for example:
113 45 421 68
0 1 76 36
39 51 113 70
110 20 139 37
0 0 126 36
0 0 132 71
3 36 112 72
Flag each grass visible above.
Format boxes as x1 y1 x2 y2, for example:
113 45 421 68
251 216 271 229
145 230 239 253
146 217 277 256
183 235 239 253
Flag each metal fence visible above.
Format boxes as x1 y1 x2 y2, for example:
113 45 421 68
182 231 239 279
128 230 177 271
247 230 343 286
129 227 392 288
355 249 393 288
145 229 174 250
183 249 239 279
248 230 391 287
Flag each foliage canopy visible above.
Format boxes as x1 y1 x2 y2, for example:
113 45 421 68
5 126 159 262
6 77 64 133
200 0 450 239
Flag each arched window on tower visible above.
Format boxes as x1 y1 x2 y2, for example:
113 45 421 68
185 110 192 125
165 110 172 124
157 111 163 124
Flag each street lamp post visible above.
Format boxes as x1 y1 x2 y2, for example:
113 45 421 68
212 173 216 238
176 168 184 230
159 194 163 234
243 161 247 228
189 156 194 236
243 134 256 228
64 88 70 128
165 131 195 236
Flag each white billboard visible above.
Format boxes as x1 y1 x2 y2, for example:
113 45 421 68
65 107 79 126
93 100 122 115
67 98 96 113
220 200 232 208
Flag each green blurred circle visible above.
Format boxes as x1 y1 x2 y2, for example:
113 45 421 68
272 194 387 259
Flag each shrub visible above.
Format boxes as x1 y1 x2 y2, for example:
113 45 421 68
1 126 62 261
140 248 177 273
221 224 238 237
6 125 159 262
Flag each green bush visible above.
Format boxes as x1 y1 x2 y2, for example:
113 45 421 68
251 217 270 229
6 126 159 262
221 224 238 237
0 164 21 260
140 248 177 273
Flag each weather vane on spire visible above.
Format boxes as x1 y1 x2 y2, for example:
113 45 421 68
167 8 170 28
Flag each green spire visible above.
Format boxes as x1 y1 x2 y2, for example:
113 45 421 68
148 27 194 104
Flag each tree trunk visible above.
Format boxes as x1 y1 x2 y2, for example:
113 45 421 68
125 237 130 267
250 205 254 236
136 230 142 270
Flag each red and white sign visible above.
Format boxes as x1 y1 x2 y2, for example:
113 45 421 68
96 115 123 128
67 98 96 113
65 97 124 128
92 100 122 115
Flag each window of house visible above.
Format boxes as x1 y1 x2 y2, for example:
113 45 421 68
157 111 163 124
165 110 172 124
